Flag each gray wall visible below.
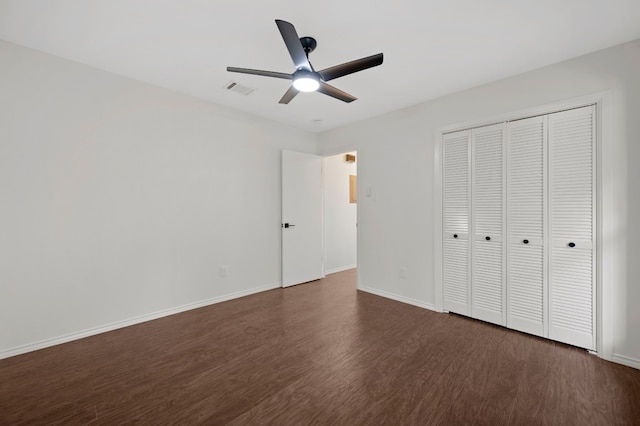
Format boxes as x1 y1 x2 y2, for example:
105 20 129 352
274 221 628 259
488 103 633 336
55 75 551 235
2 36 639 368
0 41 317 357
318 39 640 366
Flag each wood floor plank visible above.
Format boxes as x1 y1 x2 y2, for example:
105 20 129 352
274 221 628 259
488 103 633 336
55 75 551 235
1 268 639 424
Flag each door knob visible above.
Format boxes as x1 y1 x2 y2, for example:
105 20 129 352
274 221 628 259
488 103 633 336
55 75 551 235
523 239 529 244
485 236 491 241
568 242 575 248
282 223 296 229
453 234 458 239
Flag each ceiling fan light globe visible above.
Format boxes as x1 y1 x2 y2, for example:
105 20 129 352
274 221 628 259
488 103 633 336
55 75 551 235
293 77 319 92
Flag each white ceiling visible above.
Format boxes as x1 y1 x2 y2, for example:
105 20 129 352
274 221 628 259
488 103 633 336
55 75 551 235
1 0 640 132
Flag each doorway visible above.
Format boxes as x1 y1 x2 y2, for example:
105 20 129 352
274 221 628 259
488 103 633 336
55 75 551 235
322 151 358 274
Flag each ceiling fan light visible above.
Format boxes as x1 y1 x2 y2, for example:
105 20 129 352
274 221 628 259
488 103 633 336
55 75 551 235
293 76 319 92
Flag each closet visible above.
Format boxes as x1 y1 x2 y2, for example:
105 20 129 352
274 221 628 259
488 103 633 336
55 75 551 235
442 105 596 350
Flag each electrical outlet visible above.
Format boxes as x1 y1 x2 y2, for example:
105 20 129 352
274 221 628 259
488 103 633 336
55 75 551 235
399 267 407 279
219 265 229 278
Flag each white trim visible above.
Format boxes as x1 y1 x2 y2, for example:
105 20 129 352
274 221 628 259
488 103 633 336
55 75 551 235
321 159 326 277
612 354 640 370
434 90 614 361
325 264 357 275
437 92 609 135
0 282 281 361
356 151 362 290
595 91 614 361
358 285 437 312
433 130 443 312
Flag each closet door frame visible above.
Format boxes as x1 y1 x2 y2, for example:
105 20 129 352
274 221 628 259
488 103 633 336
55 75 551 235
434 91 614 361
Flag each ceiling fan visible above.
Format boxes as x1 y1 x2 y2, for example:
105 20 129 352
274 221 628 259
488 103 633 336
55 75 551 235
227 19 383 104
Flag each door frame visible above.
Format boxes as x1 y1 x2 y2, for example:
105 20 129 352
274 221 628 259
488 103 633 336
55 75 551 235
319 149 360 289
434 91 614 361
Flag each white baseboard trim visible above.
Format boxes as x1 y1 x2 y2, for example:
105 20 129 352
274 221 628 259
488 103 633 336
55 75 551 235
612 353 640 370
358 285 437 312
0 282 281 361
325 264 357 275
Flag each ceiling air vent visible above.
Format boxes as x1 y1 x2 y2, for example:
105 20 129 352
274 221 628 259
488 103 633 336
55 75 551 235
224 81 255 96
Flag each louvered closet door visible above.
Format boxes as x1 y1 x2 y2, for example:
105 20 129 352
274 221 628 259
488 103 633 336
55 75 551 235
443 130 471 315
471 123 506 325
506 116 547 337
548 106 596 350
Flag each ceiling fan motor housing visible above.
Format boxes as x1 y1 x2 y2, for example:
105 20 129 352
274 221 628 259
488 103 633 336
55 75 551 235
300 36 317 54
293 69 319 80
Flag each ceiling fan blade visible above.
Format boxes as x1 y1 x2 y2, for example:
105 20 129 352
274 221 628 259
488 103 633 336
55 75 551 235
227 67 292 80
318 53 384 82
317 82 357 103
275 19 312 71
279 86 300 104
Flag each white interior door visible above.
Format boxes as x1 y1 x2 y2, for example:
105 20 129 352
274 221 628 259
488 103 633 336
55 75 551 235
282 150 323 287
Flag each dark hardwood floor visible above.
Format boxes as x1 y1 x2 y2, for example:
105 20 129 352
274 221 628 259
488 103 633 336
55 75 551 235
1 269 639 425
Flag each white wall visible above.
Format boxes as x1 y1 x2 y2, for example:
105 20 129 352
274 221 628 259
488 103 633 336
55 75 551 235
323 152 357 274
318 39 640 367
0 41 317 358
3 37 639 368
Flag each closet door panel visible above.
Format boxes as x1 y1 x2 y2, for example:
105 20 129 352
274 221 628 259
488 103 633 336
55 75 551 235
508 243 544 335
472 238 503 324
506 116 547 337
471 124 505 325
549 244 593 348
548 106 596 349
443 130 471 315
